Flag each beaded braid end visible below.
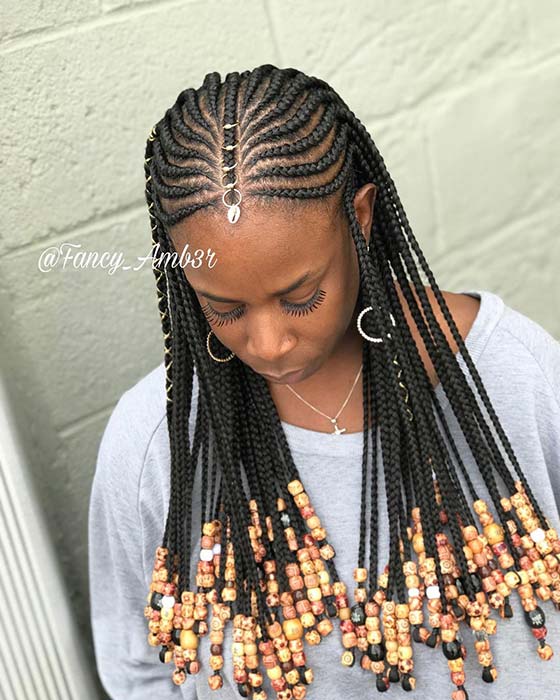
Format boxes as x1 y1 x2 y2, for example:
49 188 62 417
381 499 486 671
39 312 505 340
143 476 558 698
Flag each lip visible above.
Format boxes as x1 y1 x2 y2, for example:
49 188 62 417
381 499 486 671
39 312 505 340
261 368 305 382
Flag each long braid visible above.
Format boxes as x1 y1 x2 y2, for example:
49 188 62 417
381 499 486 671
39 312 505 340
141 65 559 695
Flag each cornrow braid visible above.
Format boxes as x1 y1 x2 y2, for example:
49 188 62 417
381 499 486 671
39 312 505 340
141 65 560 698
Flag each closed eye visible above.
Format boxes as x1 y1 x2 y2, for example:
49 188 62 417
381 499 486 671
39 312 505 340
201 288 327 327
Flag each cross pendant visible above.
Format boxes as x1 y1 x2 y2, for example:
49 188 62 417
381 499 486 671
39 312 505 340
330 419 346 435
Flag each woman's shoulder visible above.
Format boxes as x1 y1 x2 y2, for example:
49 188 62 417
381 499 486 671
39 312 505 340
470 289 560 408
94 362 201 489
99 363 168 461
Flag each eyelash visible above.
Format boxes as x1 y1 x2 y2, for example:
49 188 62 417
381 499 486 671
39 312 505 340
201 288 327 327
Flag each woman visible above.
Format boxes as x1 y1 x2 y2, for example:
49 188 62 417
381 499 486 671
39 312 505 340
88 65 560 699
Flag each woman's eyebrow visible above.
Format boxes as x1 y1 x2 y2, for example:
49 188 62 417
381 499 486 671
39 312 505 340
193 271 315 304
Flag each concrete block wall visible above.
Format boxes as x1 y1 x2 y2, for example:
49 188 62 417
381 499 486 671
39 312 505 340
0 1 558 697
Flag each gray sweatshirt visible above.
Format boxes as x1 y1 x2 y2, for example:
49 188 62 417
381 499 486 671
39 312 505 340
88 290 560 699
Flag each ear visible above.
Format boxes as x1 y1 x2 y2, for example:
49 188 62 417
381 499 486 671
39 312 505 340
353 183 377 248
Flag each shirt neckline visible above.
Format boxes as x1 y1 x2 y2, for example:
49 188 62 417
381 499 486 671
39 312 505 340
280 289 505 455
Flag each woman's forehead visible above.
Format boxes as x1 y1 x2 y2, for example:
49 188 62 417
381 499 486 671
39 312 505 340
174 203 343 298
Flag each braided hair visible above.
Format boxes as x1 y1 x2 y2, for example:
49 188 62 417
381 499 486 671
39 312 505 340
141 64 558 698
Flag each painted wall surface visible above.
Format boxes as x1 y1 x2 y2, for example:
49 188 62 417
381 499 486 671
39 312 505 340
1 1 558 697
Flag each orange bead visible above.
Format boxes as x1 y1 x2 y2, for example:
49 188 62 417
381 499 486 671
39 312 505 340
282 618 303 640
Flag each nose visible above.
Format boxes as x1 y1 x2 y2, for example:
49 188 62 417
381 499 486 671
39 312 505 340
245 309 296 366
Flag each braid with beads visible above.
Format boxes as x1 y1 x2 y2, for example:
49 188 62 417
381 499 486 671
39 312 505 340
141 64 559 698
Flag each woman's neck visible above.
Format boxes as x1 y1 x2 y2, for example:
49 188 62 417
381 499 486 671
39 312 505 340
266 285 480 435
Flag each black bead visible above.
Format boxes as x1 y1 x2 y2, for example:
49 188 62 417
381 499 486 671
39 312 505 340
412 625 422 643
503 601 513 618
376 674 389 692
351 603 366 625
401 673 414 691
237 682 250 697
171 628 181 645
525 606 546 628
150 591 163 610
442 640 461 660
426 629 439 648
368 643 385 661
326 601 338 617
158 646 169 663
298 666 310 685
192 620 200 634
455 577 465 595
452 602 464 620
469 573 482 592
482 665 495 683
293 589 305 602
388 665 400 683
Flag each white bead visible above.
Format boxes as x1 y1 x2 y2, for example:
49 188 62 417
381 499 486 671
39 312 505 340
212 543 222 555
200 548 213 561
161 595 175 609
407 587 420 598
530 527 545 543
426 585 441 600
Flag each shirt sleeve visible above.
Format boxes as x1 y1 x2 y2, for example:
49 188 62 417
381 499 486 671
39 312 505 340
502 310 560 517
533 324 560 515
88 389 198 699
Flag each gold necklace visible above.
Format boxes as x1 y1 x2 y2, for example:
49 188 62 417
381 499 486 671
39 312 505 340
284 363 363 435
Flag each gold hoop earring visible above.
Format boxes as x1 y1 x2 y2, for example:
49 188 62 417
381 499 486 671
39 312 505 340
207 330 235 363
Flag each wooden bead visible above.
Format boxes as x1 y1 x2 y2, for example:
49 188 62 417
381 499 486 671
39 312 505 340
289 576 304 591
304 574 319 588
451 690 467 700
537 644 554 660
180 629 199 650
267 621 283 638
484 523 504 545
342 632 357 648
300 612 315 628
283 618 303 640
266 665 283 680
462 525 479 541
396 604 409 619
311 525 327 542
473 499 488 514
316 618 333 636
288 480 304 495
172 669 186 685
294 492 309 507
307 587 322 602
354 567 368 583
299 632 315 649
